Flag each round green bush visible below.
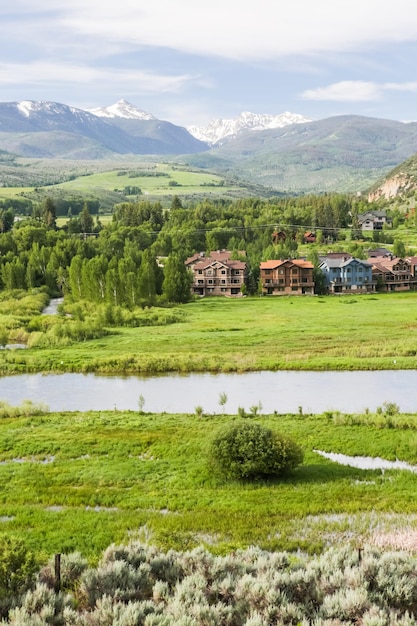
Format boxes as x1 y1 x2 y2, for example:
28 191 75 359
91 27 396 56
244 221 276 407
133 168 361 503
209 421 303 480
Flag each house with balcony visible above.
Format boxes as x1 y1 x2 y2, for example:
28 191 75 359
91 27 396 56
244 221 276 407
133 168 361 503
368 256 417 291
357 210 391 231
186 251 247 296
319 255 374 293
259 259 314 295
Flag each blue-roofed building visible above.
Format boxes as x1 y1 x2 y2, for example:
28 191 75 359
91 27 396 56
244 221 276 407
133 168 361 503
319 254 375 294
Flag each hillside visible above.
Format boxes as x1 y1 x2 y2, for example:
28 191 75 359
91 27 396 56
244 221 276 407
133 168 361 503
1 101 417 194
185 115 417 193
368 153 417 201
0 101 208 158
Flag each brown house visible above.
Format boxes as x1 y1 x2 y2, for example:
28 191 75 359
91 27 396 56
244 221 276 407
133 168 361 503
260 259 314 295
303 231 316 243
186 251 247 296
368 256 417 291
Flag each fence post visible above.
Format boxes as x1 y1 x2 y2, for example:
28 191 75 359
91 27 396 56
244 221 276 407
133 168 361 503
54 553 61 594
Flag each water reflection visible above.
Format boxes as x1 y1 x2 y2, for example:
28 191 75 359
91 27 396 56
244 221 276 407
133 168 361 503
2 370 417 414
314 450 417 473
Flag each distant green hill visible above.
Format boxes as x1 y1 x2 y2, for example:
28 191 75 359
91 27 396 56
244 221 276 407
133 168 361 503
185 115 417 194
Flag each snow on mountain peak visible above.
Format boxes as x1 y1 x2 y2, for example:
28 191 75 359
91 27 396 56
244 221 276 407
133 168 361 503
188 111 313 145
88 99 156 121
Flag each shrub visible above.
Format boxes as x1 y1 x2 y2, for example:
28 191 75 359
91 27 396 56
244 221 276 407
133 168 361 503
208 422 303 480
0 535 37 617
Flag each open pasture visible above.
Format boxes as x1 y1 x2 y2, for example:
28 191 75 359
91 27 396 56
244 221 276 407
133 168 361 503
1 409 417 560
3 291 417 375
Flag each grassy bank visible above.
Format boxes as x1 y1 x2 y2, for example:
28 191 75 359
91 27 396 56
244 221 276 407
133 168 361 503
2 292 417 374
1 408 417 560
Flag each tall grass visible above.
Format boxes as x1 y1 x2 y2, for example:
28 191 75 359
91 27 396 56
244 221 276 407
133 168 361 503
2 291 417 374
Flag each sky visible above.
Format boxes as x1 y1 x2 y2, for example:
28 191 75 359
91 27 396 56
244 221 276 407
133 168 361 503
2 0 417 128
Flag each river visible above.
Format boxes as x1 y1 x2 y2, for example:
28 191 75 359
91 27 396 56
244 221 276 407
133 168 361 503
2 369 417 414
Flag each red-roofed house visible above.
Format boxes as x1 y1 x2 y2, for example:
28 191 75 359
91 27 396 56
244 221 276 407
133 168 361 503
186 252 247 296
260 259 314 295
368 257 417 291
303 231 316 243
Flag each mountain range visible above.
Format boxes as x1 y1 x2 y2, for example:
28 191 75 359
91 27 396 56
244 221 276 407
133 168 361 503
187 114 417 193
187 111 312 145
1 99 417 194
0 100 208 158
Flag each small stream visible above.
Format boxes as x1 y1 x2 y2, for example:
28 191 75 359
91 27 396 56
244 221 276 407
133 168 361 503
41 297 63 315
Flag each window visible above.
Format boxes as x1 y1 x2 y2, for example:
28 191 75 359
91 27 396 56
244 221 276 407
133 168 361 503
265 270 271 275
265 279 271 284
221 270 226 275
279 269 284 275
208 279 213 285
221 280 226 284
198 270 203 275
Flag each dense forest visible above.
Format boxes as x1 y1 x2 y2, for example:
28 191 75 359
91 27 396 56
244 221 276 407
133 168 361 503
0 193 404 309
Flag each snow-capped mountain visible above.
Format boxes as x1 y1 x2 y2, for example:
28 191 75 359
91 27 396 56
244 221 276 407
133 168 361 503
0 99 208 158
188 111 313 145
88 99 156 121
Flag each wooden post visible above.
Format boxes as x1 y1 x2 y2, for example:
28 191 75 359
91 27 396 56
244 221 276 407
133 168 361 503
358 547 363 564
54 553 61 593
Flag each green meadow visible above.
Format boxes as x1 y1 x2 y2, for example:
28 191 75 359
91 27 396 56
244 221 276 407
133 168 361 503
1 408 417 561
2 291 417 563
54 164 233 196
2 291 417 375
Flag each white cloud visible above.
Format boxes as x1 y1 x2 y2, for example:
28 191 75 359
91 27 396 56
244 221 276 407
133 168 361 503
5 0 417 61
301 81 381 102
301 80 417 103
384 82 417 92
0 62 195 93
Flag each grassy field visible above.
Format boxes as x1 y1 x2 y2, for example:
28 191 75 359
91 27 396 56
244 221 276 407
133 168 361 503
0 161 247 205
53 163 235 196
1 407 417 561
3 291 417 375
2 292 417 563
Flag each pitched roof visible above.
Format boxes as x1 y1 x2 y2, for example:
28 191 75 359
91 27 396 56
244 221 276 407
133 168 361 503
193 258 246 271
321 257 372 269
260 259 313 270
368 257 411 271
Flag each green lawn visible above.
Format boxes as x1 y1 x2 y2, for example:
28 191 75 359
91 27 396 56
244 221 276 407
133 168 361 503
1 409 417 560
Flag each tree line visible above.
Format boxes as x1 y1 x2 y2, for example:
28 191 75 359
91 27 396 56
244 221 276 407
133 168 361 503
0 193 402 306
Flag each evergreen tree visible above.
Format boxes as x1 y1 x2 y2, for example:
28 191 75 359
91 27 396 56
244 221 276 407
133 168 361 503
79 203 94 234
42 197 57 229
